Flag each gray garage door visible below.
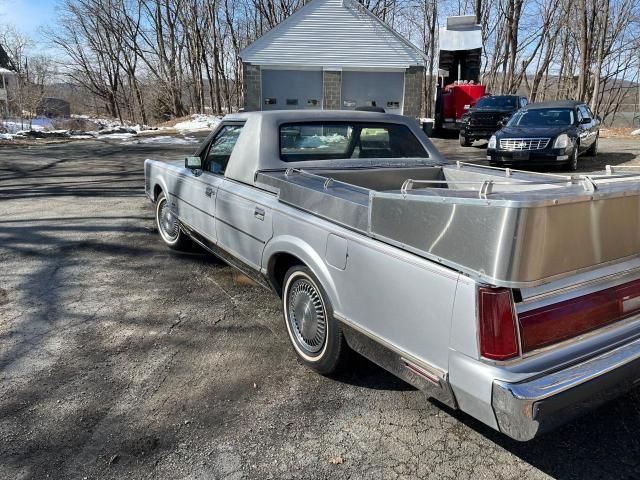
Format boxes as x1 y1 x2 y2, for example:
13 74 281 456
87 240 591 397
261 69 323 110
341 71 404 115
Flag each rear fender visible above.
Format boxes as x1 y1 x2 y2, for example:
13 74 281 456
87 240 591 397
262 235 341 312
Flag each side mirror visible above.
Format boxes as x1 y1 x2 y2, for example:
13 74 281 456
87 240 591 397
185 156 203 169
580 117 591 125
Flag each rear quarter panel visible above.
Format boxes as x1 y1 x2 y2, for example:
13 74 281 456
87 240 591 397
264 205 460 375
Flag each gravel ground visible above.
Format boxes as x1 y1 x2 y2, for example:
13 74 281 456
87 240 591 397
1 136 640 480
429 135 640 172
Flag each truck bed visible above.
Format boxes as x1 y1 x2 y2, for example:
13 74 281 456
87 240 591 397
257 163 640 287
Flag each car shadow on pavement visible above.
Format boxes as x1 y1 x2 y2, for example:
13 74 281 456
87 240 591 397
331 352 417 392
575 152 638 172
434 390 640 479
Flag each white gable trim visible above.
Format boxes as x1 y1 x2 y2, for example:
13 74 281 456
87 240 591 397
259 64 408 72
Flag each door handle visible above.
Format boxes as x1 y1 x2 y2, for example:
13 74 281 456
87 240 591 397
205 186 215 197
254 206 265 221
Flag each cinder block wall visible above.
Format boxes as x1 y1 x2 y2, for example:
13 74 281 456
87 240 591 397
402 66 424 119
242 63 261 111
323 70 342 110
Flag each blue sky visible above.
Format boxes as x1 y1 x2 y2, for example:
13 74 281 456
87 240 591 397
0 0 59 40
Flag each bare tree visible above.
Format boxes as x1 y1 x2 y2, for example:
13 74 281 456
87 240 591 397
35 0 639 125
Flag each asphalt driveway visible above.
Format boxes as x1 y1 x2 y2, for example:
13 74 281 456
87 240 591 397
1 136 640 479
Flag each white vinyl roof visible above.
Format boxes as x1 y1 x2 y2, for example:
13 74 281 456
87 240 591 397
240 0 426 69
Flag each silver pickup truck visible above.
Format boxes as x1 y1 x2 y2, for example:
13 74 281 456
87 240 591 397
145 110 640 441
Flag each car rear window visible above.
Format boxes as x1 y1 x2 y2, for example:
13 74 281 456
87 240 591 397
475 96 517 110
279 122 428 162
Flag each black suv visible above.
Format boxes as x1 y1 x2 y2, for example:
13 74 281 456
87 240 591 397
458 95 528 146
486 100 600 171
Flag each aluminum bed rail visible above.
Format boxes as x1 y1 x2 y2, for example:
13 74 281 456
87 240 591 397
258 163 640 287
399 178 599 198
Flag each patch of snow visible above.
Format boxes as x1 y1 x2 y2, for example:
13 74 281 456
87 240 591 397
30 118 55 129
99 132 137 140
0 133 14 140
632 129 640 136
69 134 96 140
70 115 155 132
2 120 47 134
134 135 200 145
172 114 222 132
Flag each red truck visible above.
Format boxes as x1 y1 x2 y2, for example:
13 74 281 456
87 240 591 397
433 16 486 133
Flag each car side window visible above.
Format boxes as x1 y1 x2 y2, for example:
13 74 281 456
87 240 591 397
579 106 591 121
520 98 528 108
204 124 244 174
576 108 583 124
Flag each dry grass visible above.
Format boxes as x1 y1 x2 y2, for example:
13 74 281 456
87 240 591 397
600 127 639 139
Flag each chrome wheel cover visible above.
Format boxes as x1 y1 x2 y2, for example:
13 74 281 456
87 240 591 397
158 198 179 243
287 277 326 354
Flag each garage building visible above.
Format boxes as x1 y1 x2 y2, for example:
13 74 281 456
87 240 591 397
239 0 426 117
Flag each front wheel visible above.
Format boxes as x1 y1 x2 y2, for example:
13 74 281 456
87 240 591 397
459 133 472 147
282 266 348 375
586 135 598 156
567 145 579 171
155 192 192 250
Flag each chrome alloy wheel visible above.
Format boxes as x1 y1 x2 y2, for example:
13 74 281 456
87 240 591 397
157 197 179 244
569 146 579 171
286 276 327 355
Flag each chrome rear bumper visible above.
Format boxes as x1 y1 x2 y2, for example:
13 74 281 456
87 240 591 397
492 336 640 441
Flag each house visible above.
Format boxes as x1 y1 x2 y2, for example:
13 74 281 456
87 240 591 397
0 44 16 117
239 0 426 117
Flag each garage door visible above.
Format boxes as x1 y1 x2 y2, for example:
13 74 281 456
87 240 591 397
341 71 404 115
261 69 323 111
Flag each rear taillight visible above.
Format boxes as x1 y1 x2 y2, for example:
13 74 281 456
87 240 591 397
519 279 640 353
478 287 519 360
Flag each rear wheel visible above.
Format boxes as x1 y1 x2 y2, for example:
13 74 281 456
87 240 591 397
586 135 598 156
459 133 472 147
155 192 191 250
282 266 347 375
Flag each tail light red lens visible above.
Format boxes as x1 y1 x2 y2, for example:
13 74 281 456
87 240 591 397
478 287 519 360
519 278 640 353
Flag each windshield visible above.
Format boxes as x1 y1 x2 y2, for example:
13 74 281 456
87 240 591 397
474 96 517 110
507 108 575 127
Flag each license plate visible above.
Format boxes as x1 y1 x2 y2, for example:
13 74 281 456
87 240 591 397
512 151 530 160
